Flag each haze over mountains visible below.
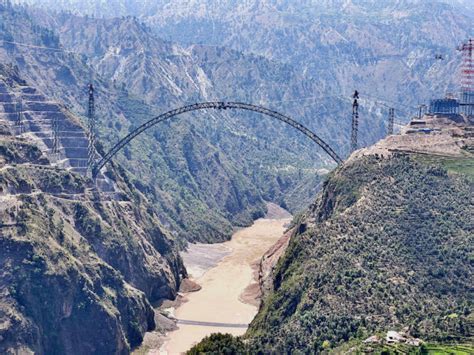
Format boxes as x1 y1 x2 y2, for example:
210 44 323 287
1 0 473 354
19 0 474 105
3 0 472 243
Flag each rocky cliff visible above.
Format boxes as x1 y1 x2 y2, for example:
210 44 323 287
0 69 184 354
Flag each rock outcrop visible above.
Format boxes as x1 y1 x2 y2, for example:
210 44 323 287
0 70 185 354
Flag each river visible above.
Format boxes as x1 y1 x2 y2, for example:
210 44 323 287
137 204 291 354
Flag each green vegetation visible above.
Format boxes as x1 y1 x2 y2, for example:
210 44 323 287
422 344 474 354
244 154 473 353
187 333 248 354
332 340 474 354
187 154 473 354
413 154 474 182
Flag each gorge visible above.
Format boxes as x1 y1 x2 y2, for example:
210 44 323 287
1 1 473 354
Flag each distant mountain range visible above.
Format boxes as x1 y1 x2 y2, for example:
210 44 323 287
3 0 472 242
17 0 474 106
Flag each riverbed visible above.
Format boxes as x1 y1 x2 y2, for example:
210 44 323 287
140 205 291 354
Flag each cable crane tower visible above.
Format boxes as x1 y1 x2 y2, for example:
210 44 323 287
417 104 427 119
351 90 359 152
387 107 394 135
15 98 24 136
87 83 96 174
458 38 474 116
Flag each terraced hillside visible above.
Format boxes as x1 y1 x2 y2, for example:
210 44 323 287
0 68 185 354
0 68 89 174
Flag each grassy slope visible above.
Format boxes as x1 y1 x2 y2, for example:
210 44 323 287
245 154 473 353
332 339 474 354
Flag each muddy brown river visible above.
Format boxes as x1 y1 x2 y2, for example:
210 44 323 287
137 207 290 354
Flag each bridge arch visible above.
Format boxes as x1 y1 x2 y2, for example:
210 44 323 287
92 102 342 177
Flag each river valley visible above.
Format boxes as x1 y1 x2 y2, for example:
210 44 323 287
137 204 291 354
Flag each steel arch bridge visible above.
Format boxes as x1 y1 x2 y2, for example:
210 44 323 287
92 101 343 177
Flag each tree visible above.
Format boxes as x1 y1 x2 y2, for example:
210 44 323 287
187 333 247 354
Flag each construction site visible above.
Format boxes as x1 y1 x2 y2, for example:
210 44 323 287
1 37 474 187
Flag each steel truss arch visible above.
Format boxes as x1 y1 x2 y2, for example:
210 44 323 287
92 102 342 177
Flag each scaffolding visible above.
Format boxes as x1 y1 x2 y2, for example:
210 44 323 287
15 99 24 135
52 111 59 154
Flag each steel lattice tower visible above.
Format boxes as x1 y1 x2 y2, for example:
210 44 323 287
387 107 394 136
15 99 24 135
87 83 96 172
52 112 59 154
351 90 359 153
459 38 474 116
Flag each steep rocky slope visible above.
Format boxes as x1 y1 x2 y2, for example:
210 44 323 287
0 69 184 354
139 0 474 108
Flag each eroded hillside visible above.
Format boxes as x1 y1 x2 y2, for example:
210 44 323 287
0 69 184 354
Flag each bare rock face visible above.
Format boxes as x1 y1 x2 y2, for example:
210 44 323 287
179 278 202 293
0 72 185 354
257 228 293 302
0 238 155 354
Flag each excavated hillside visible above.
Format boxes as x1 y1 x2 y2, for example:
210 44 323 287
0 69 184 354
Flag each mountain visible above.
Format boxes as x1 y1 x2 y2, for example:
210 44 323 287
17 0 474 110
0 65 184 354
7 0 471 247
248 157 473 352
1 2 345 245
2 1 473 353
190 115 474 353
144 0 474 111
